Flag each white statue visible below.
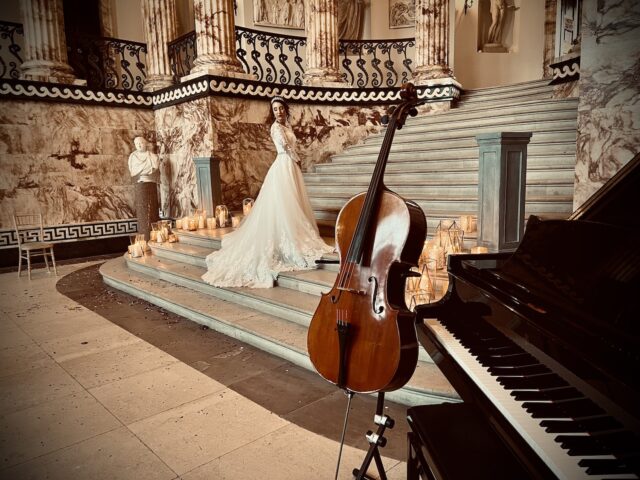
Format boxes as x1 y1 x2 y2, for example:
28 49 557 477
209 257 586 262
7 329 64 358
128 137 160 183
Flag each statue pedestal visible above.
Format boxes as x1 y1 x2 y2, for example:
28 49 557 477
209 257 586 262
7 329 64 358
134 182 160 241
482 43 508 53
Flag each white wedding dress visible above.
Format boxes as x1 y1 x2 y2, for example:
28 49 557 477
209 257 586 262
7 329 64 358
201 121 334 288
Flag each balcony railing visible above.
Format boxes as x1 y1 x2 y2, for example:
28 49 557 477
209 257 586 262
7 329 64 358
67 35 147 91
0 21 24 80
1 19 415 91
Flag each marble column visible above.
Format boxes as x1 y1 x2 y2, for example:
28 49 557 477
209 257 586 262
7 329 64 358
142 0 178 91
543 0 558 78
188 0 250 79
19 0 77 83
303 0 345 87
413 0 454 84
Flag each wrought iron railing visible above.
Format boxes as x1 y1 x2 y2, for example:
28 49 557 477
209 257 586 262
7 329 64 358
236 26 306 85
169 28 414 88
3 19 415 90
168 30 196 78
0 21 24 80
339 38 415 88
67 36 147 91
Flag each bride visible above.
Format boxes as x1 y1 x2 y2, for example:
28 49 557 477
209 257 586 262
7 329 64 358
201 96 334 288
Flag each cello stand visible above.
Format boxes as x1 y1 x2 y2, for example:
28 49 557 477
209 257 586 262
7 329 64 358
352 392 394 480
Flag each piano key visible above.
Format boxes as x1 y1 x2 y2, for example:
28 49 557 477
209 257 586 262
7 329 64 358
511 387 583 402
424 318 634 480
489 364 551 376
558 432 640 456
475 353 539 367
524 399 605 419
499 373 569 390
579 458 635 476
541 417 623 434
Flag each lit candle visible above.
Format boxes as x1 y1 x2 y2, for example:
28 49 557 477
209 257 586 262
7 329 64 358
471 246 489 254
232 216 241 228
198 215 205 230
168 233 178 243
242 198 254 216
149 231 157 242
182 216 189 230
188 218 197 231
428 245 445 270
206 217 216 230
175 218 182 230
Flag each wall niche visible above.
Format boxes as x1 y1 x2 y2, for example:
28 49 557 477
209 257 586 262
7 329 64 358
477 0 518 53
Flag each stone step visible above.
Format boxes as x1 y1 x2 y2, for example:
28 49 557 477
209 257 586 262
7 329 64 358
173 229 340 272
360 128 576 151
458 81 554 105
382 107 576 137
310 195 574 214
306 183 575 198
101 256 459 407
305 167 575 185
313 154 576 174
391 98 578 130
332 140 576 164
150 241 337 297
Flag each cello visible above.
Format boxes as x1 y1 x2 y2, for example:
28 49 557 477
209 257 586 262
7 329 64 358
307 83 427 394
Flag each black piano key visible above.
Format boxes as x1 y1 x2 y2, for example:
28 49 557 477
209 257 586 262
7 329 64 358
523 398 604 419
541 416 622 434
511 387 582 402
578 458 635 475
558 432 640 456
498 373 568 390
489 364 551 376
476 353 539 368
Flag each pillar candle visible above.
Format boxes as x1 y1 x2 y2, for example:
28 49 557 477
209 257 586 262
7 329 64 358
471 246 489 254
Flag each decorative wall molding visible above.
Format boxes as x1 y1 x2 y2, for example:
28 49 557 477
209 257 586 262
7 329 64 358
0 219 138 249
549 55 580 85
2 75 461 110
0 79 153 108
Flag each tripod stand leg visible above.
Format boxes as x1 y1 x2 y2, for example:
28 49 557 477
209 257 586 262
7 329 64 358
352 393 391 480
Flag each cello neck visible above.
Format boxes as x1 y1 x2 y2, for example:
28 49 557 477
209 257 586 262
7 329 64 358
345 114 400 264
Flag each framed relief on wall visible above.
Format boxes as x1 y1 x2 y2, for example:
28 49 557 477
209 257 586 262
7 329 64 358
254 0 305 30
389 0 415 28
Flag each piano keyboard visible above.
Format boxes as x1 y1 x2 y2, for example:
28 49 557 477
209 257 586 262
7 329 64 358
425 317 640 480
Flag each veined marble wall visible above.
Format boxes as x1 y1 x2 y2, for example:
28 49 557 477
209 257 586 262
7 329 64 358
155 95 385 217
574 0 640 208
0 100 155 229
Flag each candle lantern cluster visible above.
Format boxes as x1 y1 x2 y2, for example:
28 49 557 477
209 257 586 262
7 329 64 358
128 234 147 257
150 220 177 244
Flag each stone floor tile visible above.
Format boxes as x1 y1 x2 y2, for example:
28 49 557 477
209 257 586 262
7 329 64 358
128 389 288 475
0 323 34 350
61 341 180 389
39 324 141 363
0 363 83 413
0 426 178 480
0 342 53 378
18 312 108 344
0 391 121 468
179 423 396 480
89 362 226 424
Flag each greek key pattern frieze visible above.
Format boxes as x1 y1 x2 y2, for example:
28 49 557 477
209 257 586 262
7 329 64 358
0 219 138 249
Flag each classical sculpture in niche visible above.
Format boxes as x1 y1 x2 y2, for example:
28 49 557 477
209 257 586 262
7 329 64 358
128 136 160 240
481 0 517 52
338 0 367 40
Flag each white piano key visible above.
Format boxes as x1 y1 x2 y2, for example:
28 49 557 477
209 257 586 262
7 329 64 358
426 319 639 480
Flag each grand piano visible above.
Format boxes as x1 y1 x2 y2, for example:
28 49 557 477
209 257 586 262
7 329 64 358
407 153 640 480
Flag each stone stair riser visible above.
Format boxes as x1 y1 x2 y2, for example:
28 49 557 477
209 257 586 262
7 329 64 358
126 257 313 327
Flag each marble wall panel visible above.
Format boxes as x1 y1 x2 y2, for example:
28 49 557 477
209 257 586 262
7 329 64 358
155 95 386 217
0 100 155 229
574 0 640 208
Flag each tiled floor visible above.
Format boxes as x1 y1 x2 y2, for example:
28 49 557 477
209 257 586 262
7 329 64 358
0 261 408 479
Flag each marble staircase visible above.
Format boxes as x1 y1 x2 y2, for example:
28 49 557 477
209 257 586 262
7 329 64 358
102 79 578 409
306 79 578 239
100 228 459 408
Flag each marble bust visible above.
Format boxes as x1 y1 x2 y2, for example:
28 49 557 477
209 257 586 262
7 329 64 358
128 137 160 183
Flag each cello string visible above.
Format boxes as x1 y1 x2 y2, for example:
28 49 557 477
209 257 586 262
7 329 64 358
334 390 355 480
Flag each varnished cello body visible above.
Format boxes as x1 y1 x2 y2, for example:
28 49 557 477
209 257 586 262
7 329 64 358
307 84 427 394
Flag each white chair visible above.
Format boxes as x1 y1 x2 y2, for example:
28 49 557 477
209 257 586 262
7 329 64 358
13 213 57 280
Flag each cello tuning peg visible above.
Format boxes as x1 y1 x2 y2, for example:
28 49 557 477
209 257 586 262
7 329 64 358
381 115 389 126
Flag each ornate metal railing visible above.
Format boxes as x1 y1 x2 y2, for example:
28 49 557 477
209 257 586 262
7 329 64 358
169 28 414 88
168 30 196 78
236 27 307 85
66 36 147 91
0 21 24 80
339 38 415 88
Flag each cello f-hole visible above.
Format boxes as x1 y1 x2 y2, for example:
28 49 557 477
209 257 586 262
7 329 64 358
368 276 384 314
